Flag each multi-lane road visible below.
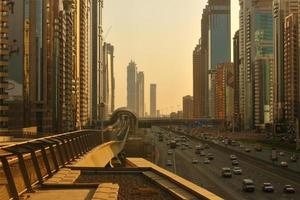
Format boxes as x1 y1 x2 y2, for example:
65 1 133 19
153 129 300 200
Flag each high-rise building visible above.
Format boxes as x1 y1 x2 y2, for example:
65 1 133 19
5 0 25 133
254 58 274 127
233 31 241 130
193 39 208 118
103 42 115 118
127 61 137 113
55 0 77 132
150 84 157 117
21 0 64 133
207 0 231 118
284 13 299 128
273 0 299 131
253 7 274 129
136 72 144 117
91 0 103 122
0 0 10 135
75 0 90 128
215 63 234 122
239 0 273 130
183 95 194 119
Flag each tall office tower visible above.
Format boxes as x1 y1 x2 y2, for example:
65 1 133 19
6 0 24 132
193 43 201 118
183 95 194 119
103 42 115 118
91 0 103 122
193 6 209 118
253 7 274 128
215 63 234 121
127 61 137 113
273 0 299 131
239 0 273 130
75 0 90 128
207 0 231 118
54 0 77 132
254 58 274 127
233 31 241 130
136 72 145 117
0 0 9 135
150 84 157 117
284 14 299 128
20 0 63 133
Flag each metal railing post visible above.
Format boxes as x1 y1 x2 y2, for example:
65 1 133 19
0 156 19 200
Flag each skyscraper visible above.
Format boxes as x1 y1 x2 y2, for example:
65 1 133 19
91 0 103 122
233 31 241 130
193 5 211 119
284 13 299 128
136 72 145 117
273 0 300 131
127 61 137 113
239 0 273 130
103 42 115 117
253 8 274 128
183 95 194 119
215 63 234 121
76 0 90 128
55 0 77 132
150 84 157 117
207 0 231 118
0 0 10 134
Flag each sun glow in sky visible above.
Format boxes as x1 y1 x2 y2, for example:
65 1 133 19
103 0 239 115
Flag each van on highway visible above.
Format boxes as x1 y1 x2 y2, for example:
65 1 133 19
242 179 255 192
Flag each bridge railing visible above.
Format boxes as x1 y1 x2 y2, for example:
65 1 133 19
0 129 102 200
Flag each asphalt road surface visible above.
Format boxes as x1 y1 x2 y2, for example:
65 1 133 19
154 129 300 200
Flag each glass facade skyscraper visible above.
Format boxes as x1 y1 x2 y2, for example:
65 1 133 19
207 0 231 118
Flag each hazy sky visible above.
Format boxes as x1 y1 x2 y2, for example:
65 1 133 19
103 0 239 115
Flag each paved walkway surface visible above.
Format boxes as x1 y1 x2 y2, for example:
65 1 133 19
21 189 94 200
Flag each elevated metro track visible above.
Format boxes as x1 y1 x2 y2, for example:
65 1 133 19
99 117 224 128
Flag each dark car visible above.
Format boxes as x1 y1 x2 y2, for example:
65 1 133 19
283 185 295 193
207 153 214 160
232 159 239 166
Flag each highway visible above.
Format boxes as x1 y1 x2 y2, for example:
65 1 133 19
153 129 300 200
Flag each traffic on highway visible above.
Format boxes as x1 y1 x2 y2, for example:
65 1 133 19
153 127 300 200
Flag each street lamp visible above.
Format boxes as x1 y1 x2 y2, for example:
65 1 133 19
100 102 105 143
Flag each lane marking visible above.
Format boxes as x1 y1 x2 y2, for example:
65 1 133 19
173 149 177 174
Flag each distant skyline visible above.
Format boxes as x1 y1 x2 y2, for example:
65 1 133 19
103 0 239 114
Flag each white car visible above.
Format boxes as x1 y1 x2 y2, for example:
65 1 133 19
167 150 173 155
192 158 199 164
230 154 237 160
232 167 242 175
279 151 285 156
280 161 288 167
262 183 274 193
204 159 210 164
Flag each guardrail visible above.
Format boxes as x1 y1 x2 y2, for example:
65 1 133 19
0 109 138 200
0 129 102 200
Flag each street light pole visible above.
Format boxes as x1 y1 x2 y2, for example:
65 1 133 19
232 114 235 134
100 102 105 144
296 118 299 150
